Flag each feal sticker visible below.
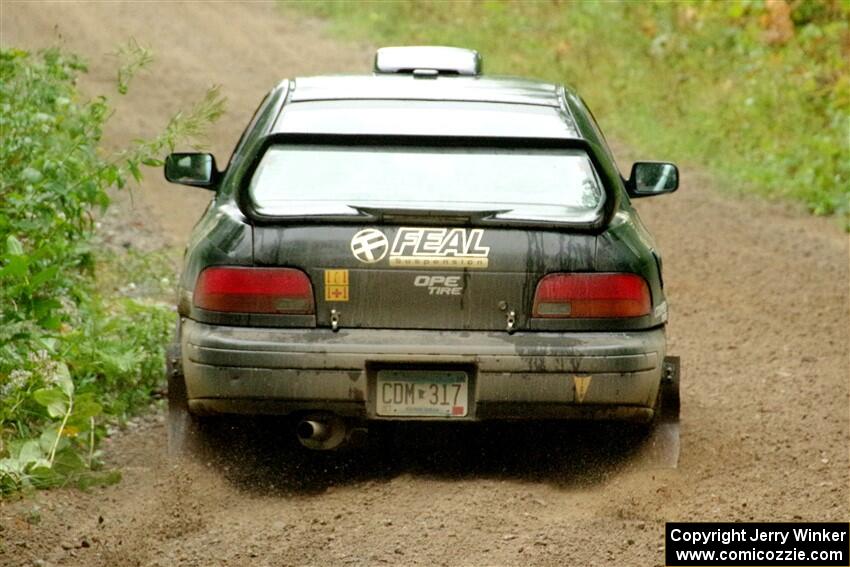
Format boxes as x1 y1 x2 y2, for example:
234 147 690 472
351 227 490 269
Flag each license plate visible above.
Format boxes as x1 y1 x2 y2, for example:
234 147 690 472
376 370 469 417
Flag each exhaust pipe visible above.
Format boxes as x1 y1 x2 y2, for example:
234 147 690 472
297 420 331 442
296 414 348 450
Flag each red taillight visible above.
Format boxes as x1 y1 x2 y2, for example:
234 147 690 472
532 273 651 318
194 267 314 314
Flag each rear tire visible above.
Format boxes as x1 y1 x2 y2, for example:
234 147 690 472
166 341 207 459
643 355 681 428
658 355 681 422
630 356 681 467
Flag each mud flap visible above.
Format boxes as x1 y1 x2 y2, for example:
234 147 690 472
634 356 681 469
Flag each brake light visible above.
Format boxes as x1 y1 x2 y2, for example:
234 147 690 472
532 273 651 318
194 267 314 314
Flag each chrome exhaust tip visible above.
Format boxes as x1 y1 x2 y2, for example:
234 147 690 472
296 414 348 450
297 420 331 442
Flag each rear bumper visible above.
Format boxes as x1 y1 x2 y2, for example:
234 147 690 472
182 320 666 423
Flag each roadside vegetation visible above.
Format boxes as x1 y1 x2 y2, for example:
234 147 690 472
0 45 224 494
297 0 849 226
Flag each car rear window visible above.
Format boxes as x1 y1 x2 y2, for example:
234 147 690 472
247 144 606 223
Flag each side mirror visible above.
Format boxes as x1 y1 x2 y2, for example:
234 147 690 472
164 153 219 190
626 162 679 197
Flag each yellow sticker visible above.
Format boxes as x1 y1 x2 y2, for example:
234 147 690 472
326 285 349 301
325 269 349 285
574 375 592 403
324 269 349 301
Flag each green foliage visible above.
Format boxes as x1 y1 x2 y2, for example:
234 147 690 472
0 45 223 494
295 0 850 225
115 37 154 95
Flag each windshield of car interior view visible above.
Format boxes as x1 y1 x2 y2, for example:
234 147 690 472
248 145 606 223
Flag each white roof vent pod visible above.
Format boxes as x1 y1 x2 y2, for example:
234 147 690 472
374 46 482 77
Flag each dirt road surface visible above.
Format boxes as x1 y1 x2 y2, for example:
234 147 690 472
1 3 848 566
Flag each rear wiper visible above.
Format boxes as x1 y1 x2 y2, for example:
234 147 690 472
346 205 512 222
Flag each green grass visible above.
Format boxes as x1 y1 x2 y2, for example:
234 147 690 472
291 0 849 225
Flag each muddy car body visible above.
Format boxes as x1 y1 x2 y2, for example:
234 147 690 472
165 47 680 452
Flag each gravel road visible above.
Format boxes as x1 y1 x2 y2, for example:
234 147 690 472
1 2 848 566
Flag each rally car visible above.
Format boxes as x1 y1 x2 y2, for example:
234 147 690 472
164 46 680 454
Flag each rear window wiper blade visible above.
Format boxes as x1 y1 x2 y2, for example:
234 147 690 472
346 204 512 222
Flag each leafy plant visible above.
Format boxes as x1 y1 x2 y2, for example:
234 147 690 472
0 43 224 494
115 37 154 95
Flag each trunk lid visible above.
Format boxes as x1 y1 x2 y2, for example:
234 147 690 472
254 224 595 331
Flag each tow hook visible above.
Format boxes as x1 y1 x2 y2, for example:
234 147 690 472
505 310 516 334
330 309 341 332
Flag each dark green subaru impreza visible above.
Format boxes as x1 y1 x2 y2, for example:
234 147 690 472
164 47 680 454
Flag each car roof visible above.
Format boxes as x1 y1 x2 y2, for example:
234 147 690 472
274 75 582 139
289 75 564 107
